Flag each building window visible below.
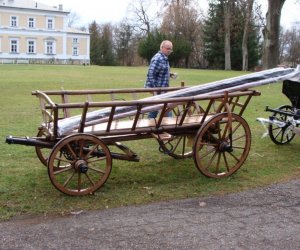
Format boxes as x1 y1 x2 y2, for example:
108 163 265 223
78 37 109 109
72 46 78 56
28 17 35 28
10 16 18 27
0 38 2 53
10 39 19 53
72 38 78 44
45 41 55 54
47 18 54 29
27 40 36 53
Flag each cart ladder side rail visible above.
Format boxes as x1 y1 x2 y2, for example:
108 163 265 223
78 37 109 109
78 102 89 133
34 90 56 132
231 91 259 116
132 104 143 131
32 87 185 98
178 100 194 125
106 106 116 133
44 89 260 137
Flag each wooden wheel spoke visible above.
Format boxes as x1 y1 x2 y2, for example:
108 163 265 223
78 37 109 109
63 171 75 187
84 144 99 159
78 140 85 157
227 151 240 162
221 121 230 139
54 165 73 175
172 136 183 153
54 156 72 164
217 125 222 138
222 152 230 172
85 173 95 185
206 129 216 139
88 166 106 175
66 142 77 159
159 135 194 159
231 122 242 135
215 152 221 173
231 134 246 142
205 151 218 170
87 156 107 163
231 145 245 150
198 145 216 159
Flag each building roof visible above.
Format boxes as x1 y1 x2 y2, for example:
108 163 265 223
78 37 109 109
67 27 89 35
0 0 69 13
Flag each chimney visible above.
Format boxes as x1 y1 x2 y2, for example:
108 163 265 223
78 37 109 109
58 4 63 11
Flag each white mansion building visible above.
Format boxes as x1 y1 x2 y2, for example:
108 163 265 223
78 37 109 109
0 0 90 64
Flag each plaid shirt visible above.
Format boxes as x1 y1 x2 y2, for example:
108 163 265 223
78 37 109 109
145 51 170 88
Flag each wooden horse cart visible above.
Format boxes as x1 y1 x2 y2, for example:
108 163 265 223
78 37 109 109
6 86 260 196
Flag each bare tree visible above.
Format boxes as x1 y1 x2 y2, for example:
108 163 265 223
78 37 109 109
114 20 137 66
67 11 81 28
127 0 155 35
262 0 286 69
280 28 300 67
242 0 254 71
160 0 203 67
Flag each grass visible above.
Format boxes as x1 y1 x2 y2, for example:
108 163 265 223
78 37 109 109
0 64 299 221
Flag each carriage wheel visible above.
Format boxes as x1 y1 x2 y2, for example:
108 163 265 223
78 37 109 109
193 113 251 178
268 105 296 145
158 101 202 159
35 129 52 167
48 133 112 196
158 134 195 159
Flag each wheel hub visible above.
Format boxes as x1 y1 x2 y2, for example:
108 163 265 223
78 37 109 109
219 141 233 152
75 160 88 173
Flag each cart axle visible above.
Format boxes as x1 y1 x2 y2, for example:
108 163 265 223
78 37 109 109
6 136 56 148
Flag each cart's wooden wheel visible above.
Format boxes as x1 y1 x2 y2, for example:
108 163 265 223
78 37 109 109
158 134 195 159
159 101 202 159
35 129 52 167
193 113 251 178
47 133 112 196
268 105 295 145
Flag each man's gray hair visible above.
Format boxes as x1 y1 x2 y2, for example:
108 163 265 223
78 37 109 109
160 40 172 50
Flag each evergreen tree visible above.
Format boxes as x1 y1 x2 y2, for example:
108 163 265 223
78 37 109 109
89 21 115 66
99 24 115 66
138 31 191 67
203 1 225 69
203 0 261 70
138 31 167 64
89 21 102 65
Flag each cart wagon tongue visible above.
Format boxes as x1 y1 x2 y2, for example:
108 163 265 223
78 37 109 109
57 66 300 136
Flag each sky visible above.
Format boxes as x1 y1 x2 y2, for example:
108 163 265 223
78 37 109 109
38 0 300 29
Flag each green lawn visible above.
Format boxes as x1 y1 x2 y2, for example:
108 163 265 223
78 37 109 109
0 64 299 221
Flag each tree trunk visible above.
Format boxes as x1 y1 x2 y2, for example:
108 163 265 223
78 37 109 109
262 0 286 69
242 0 254 71
224 2 231 70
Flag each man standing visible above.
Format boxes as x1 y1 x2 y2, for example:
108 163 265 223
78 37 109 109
145 40 175 118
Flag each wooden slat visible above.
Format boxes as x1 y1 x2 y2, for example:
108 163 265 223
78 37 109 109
82 115 208 134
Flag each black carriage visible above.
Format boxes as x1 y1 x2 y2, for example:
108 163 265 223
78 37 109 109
262 79 300 144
